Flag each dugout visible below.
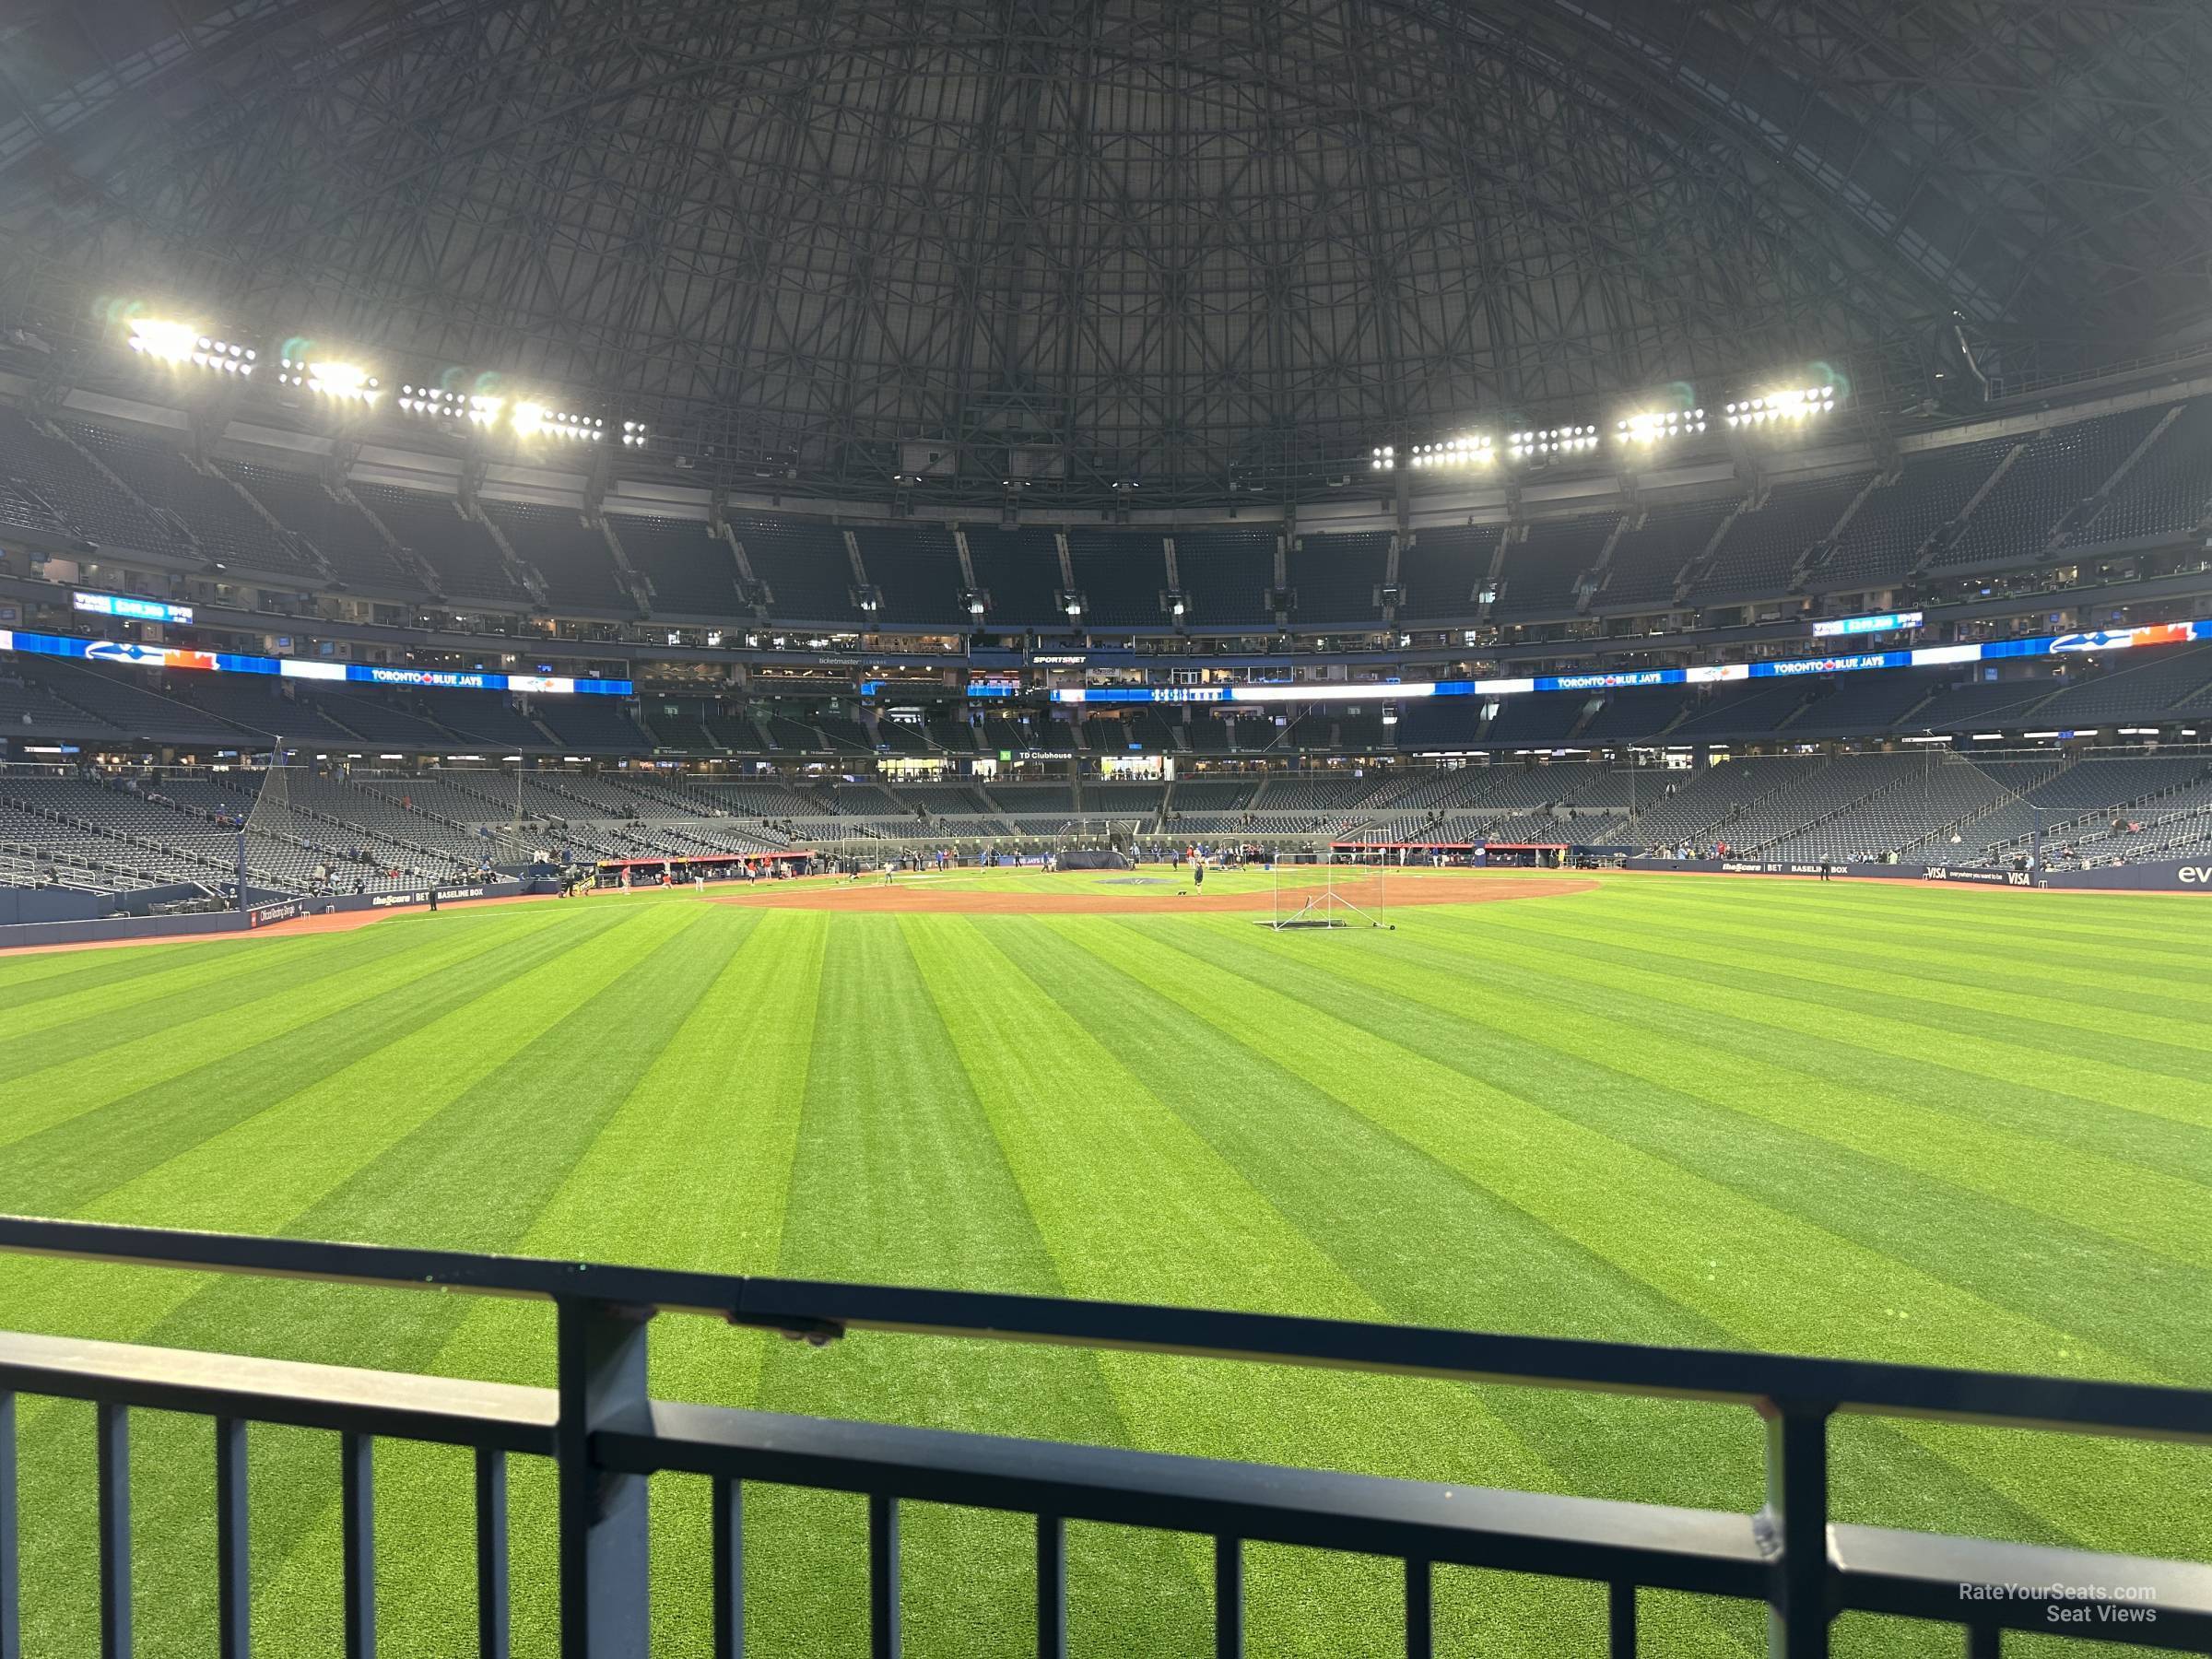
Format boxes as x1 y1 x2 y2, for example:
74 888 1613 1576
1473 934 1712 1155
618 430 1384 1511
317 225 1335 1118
1329 840 1478 866
594 851 811 887
1483 841 1571 869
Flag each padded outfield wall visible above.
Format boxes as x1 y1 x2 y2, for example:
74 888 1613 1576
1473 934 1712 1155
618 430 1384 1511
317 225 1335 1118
1620 858 2212 891
0 878 560 949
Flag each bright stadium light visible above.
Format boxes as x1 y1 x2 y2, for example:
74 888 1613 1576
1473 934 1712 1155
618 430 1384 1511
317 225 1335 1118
1508 423 1599 461
399 386 468 418
623 419 651 448
126 318 201 364
129 319 258 376
1616 407 1707 444
190 339 254 375
1725 383 1840 429
280 358 378 403
512 401 598 441
1404 433 1496 471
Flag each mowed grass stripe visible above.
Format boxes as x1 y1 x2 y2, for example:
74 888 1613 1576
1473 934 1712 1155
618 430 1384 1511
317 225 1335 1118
1109 916 2147 1378
1345 918 2212 1275
984 914 1761 1658
1451 899 2212 1066
1441 903 2212 1130
1225 917 2207 1382
747 914 1201 1659
1408 904 2212 1177
0 922 441 1065
901 913 1604 1659
4 902 716 1659
1592 877 2212 963
1577 864 2212 953
1137 915 2212 1563
0 920 560 1146
1071 919 2184 1561
1057 915 2105 1574
1428 925 2212 1182
90 901 728 1659
263 907 808 1659
982 918 1735 1352
1565 891 2212 1017
0 936 267 999
0 907 578 1216
400 908 819 1659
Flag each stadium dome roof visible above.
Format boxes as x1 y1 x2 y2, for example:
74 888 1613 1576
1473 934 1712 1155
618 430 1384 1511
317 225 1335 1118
4 0 2211 503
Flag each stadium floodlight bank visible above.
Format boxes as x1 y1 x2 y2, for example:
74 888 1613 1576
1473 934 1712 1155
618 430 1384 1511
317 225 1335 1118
0 1218 2206 1658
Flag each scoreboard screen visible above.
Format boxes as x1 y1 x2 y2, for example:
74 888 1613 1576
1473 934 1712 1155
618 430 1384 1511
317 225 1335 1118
967 670 1024 698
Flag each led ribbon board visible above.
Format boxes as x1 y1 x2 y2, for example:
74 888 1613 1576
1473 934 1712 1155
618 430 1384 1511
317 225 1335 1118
1812 610 1923 638
1050 620 2212 703
0 629 631 696
73 591 194 625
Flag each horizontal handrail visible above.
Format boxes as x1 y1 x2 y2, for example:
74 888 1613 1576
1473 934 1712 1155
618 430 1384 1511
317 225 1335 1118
0 1330 554 1453
3 1214 2207 1442
612 1401 1771 1599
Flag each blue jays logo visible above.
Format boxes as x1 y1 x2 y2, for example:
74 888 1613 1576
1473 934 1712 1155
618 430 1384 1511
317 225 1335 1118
2049 630 2130 653
84 641 168 665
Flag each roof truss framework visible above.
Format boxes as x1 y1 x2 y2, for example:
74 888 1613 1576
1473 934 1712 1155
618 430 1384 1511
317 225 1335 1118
0 0 2207 503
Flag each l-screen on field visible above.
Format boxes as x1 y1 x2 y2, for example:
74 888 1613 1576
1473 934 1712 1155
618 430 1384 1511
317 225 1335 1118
4 871 2209 1658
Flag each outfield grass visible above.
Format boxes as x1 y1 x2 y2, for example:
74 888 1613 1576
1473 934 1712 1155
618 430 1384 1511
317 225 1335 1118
2 874 2207 1656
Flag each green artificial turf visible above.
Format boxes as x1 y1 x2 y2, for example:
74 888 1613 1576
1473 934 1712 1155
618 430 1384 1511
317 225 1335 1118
1 875 2208 1656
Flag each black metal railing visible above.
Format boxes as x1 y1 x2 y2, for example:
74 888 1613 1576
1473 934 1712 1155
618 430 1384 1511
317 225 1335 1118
0 1215 2206 1658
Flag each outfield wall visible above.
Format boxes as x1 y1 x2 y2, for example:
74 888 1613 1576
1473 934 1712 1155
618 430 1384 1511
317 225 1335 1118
0 878 559 949
2038 860 2212 891
1619 858 2212 891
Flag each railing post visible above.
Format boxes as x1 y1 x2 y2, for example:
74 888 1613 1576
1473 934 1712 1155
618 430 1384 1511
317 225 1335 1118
1608 1580 1637 1656
868 1492 900 1659
1215 1536 1243 1659
0 1392 18 1659
712 1477 743 1659
214 1418 250 1659
1403 1558 1431 1659
477 1449 511 1659
1035 1514 1065 1659
556 1299 655 1659
97 1401 130 1659
1758 1399 1834 1659
340 1432 375 1659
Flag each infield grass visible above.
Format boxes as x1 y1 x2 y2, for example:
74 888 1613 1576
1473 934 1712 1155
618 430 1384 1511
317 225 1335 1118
1 872 2207 1656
